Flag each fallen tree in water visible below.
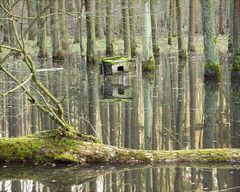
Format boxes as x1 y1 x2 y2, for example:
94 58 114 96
0 128 240 164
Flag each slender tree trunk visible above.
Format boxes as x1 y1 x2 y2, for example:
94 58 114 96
74 0 84 54
95 0 104 39
106 0 114 56
59 0 69 49
219 0 226 35
201 0 219 79
228 0 234 54
232 0 240 72
150 0 159 56
141 0 154 69
85 0 97 64
188 0 195 52
27 0 36 40
50 0 64 60
122 0 131 57
128 0 137 57
37 0 47 58
172 0 177 36
176 0 185 60
168 0 173 45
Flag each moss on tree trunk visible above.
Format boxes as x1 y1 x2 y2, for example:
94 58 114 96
0 129 240 164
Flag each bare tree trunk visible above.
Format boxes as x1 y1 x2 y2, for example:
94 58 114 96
168 0 173 45
85 0 97 64
150 0 159 56
37 0 47 58
232 0 240 73
27 0 36 40
122 0 131 57
172 0 177 36
95 0 104 39
50 0 64 60
219 0 226 35
176 0 185 60
128 0 137 57
106 0 114 56
142 0 154 69
201 0 219 79
73 0 84 54
188 0 195 52
228 0 234 54
59 0 69 50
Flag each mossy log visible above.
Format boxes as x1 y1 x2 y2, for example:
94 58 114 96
0 129 240 164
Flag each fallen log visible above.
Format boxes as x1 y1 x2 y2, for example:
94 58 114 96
0 129 240 164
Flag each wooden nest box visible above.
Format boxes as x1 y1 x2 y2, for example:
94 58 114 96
100 56 131 75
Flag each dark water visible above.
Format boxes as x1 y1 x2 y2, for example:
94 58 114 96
1 54 240 191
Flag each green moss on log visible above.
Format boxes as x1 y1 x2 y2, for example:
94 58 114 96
0 129 240 164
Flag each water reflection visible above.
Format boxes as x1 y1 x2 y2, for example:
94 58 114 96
1 54 240 190
0 55 239 151
1 164 240 192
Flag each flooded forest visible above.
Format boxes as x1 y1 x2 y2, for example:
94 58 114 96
0 0 240 191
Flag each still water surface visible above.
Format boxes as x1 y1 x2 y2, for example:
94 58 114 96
0 54 240 191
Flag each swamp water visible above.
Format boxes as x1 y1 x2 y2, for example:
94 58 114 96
0 54 240 191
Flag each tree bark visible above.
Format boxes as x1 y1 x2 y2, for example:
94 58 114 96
49 0 64 60
59 0 69 50
232 0 240 73
122 0 131 57
106 0 114 56
201 0 219 79
219 0 226 35
128 0 137 57
85 0 97 64
176 0 185 60
188 0 195 52
37 0 47 58
95 0 104 39
141 0 154 69
27 0 36 40
150 0 160 56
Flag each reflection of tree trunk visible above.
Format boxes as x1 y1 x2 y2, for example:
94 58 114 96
189 57 197 149
162 59 172 150
124 102 131 148
203 82 219 148
109 104 117 146
101 103 110 144
153 168 161 192
11 180 21 192
174 168 183 192
230 82 240 148
175 61 186 149
87 66 101 137
191 168 197 192
145 168 153 192
203 169 213 191
124 171 131 192
144 78 153 150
